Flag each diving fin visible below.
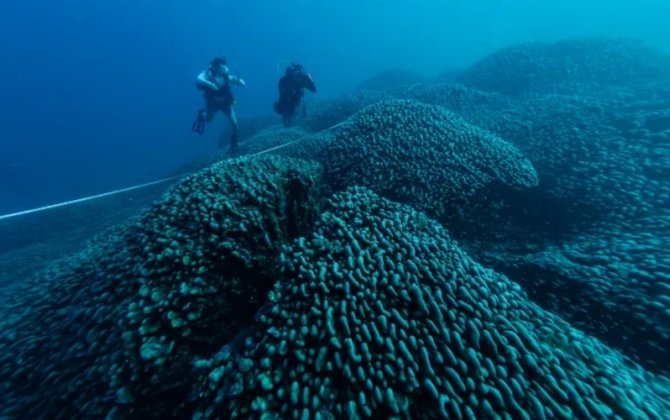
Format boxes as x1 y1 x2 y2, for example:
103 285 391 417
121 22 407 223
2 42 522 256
192 109 206 134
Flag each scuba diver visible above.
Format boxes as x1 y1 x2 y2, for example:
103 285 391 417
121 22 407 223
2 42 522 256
273 63 316 127
192 56 246 152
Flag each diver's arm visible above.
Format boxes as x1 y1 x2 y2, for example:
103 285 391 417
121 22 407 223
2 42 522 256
228 75 246 87
195 71 218 91
305 74 317 93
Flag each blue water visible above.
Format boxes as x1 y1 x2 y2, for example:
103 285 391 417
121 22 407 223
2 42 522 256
1 0 669 214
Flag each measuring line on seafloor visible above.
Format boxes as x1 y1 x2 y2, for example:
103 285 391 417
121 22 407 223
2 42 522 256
0 121 349 222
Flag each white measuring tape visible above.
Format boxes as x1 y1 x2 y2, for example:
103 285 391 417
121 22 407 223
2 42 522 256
0 121 348 222
0 174 188 221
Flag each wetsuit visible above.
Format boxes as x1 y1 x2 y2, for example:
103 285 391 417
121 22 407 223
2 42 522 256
274 66 316 127
193 68 245 151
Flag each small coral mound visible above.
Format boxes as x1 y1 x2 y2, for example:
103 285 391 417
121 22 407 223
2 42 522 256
115 155 322 417
355 68 428 92
0 155 322 419
198 187 670 419
300 90 393 131
401 83 512 117
459 38 670 95
322 99 538 222
237 126 309 156
237 126 335 164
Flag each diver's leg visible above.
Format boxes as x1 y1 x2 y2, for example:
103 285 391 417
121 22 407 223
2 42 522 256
284 104 296 127
192 99 215 134
192 108 207 134
205 100 217 123
223 107 239 153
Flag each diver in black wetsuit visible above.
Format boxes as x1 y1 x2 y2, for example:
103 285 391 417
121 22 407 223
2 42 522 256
192 56 246 152
273 63 316 127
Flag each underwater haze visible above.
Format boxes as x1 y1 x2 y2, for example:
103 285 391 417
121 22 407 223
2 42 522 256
1 0 670 213
3 0 670 418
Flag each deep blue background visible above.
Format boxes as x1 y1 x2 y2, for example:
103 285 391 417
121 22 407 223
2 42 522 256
1 0 669 213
